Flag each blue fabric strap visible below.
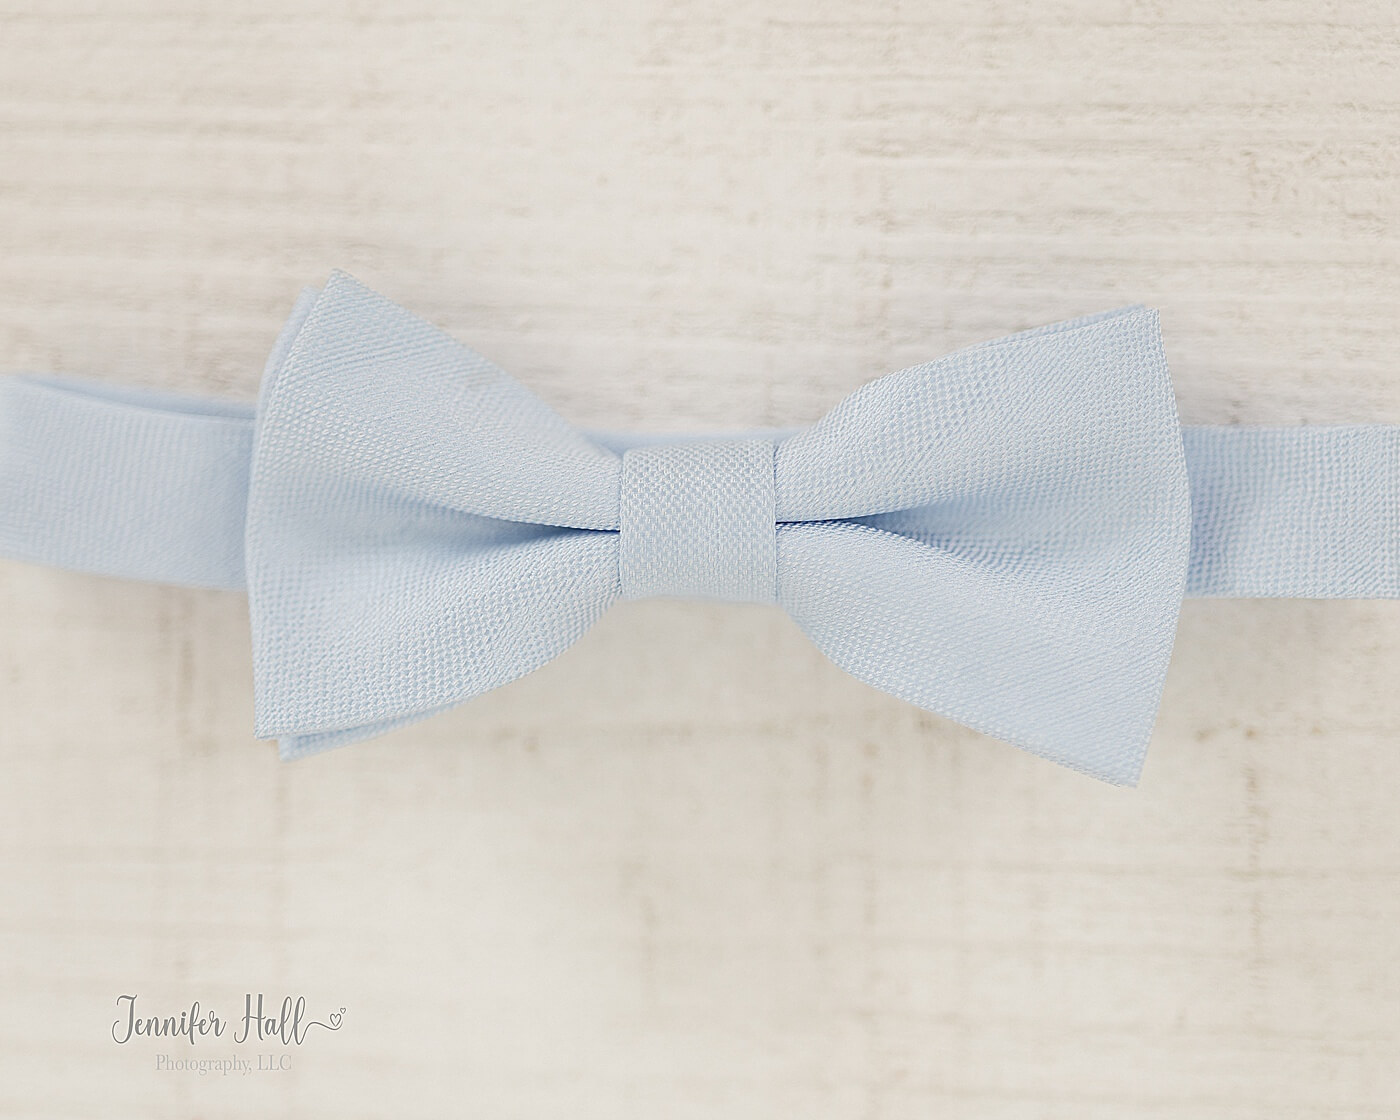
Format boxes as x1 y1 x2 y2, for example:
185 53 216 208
0 286 315 592
0 374 255 590
3 377 1394 600
1182 425 1398 598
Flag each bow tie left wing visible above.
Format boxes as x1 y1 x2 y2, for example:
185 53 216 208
246 272 624 755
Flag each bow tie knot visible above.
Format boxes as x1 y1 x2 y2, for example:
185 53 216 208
617 438 778 604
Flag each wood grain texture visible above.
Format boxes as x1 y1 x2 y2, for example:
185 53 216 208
1 1 1397 1116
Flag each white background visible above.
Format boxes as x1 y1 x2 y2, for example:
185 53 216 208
1 1 1397 1115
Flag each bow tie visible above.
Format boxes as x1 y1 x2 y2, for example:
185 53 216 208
246 271 1190 783
4 271 1395 783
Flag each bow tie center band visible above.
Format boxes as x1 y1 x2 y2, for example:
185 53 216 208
620 439 778 603
2 271 1396 785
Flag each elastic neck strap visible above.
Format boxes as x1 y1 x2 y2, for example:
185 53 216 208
1 372 1396 599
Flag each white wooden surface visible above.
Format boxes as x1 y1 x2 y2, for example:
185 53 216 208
1 2 1398 1116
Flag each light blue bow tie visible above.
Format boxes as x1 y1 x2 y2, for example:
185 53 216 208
2 271 1396 784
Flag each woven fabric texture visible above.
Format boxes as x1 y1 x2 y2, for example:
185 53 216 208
1184 425 1399 598
236 273 1192 783
619 439 778 603
2 271 1396 783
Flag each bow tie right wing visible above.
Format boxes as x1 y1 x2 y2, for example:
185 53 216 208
774 308 1192 784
